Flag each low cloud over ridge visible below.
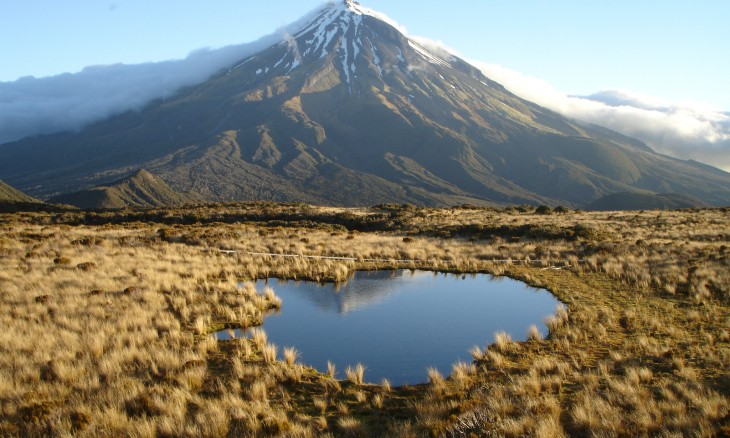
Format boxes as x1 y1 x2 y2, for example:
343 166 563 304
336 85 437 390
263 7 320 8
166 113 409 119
0 44 267 144
0 5 329 145
472 62 730 172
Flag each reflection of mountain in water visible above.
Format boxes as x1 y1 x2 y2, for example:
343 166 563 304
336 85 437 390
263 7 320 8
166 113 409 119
263 270 417 314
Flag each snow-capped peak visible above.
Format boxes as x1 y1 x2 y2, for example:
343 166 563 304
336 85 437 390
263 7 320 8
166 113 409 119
240 0 459 92
293 1 407 39
341 1 408 34
343 0 361 11
343 0 372 16
290 1 454 68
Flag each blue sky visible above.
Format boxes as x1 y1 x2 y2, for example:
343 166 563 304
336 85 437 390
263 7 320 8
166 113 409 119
2 0 728 109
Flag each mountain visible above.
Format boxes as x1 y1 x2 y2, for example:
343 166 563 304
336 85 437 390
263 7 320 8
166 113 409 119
586 192 708 211
49 169 192 209
274 270 409 314
1 0 729 207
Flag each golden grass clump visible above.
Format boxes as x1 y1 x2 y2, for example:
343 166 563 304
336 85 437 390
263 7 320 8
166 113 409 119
527 324 543 341
427 366 444 381
345 363 365 385
380 378 391 393
261 343 278 363
282 347 299 366
492 330 513 352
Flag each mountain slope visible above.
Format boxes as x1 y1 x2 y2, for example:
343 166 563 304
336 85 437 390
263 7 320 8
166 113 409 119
0 179 47 212
49 169 192 209
0 179 40 204
1 0 729 207
586 192 708 211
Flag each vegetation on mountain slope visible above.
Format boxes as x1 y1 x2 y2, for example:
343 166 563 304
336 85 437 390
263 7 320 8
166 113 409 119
586 191 708 211
49 169 194 209
0 179 47 212
0 179 39 204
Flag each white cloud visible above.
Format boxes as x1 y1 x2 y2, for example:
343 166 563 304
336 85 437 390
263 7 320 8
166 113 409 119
470 61 730 172
0 3 331 145
0 46 269 144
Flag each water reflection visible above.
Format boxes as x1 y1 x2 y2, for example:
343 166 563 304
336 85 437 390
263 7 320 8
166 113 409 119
262 270 410 314
219 270 560 386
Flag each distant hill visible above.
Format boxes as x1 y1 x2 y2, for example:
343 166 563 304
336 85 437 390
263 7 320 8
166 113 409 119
585 192 709 211
0 179 39 204
49 169 193 209
0 179 46 212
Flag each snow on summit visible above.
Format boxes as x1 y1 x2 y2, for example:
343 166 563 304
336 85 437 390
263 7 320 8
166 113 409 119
281 0 455 82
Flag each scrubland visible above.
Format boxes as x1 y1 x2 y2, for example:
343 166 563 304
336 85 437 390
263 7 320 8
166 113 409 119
0 203 728 436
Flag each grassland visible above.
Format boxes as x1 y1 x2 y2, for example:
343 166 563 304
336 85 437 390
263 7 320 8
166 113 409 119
0 202 728 437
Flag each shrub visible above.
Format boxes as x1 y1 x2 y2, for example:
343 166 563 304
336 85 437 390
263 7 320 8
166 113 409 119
535 205 553 215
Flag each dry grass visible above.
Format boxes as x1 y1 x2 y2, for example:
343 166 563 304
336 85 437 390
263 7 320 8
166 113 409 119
0 203 727 436
380 378 391 393
527 324 543 341
345 363 366 385
282 347 299 366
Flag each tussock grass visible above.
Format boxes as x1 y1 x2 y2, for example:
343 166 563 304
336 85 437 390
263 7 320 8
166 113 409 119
261 344 277 363
250 327 267 347
282 347 299 366
0 204 728 436
345 363 365 385
380 378 391 393
469 345 485 361
493 331 514 352
371 393 384 409
337 416 363 436
427 367 445 395
312 397 328 415
527 324 543 341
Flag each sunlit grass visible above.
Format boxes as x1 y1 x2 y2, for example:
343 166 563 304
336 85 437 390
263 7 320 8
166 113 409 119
0 203 727 436
345 363 365 385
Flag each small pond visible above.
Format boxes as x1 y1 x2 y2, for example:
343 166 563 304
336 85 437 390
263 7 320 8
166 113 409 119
217 270 560 386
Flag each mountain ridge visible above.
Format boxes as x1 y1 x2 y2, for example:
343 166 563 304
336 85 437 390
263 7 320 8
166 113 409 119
0 179 50 212
1 1 729 207
0 179 39 204
49 169 193 209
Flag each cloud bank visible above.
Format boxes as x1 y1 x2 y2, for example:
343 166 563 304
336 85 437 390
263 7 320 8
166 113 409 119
0 45 268 144
471 62 730 172
0 4 331 145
